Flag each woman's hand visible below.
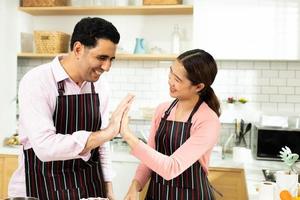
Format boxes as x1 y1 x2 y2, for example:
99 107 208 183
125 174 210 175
107 192 116 200
124 180 141 200
119 106 131 139
124 190 138 200
106 182 116 200
120 104 140 149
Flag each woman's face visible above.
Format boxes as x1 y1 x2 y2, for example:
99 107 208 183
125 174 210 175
168 60 202 100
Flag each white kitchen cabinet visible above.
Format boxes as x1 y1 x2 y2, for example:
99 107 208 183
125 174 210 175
112 160 139 200
194 0 300 60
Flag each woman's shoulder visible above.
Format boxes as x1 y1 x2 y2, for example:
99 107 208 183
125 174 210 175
196 102 220 122
154 101 173 116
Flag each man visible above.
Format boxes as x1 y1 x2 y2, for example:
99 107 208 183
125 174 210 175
9 17 133 200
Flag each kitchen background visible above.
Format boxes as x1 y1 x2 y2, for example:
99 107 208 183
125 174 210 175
1 0 300 199
1 0 300 146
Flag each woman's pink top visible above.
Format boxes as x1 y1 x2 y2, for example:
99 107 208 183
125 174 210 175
131 101 220 189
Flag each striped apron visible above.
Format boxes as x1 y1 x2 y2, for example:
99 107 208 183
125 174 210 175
24 80 106 200
146 99 215 200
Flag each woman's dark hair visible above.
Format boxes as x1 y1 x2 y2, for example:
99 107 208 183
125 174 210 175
177 49 221 117
70 17 120 50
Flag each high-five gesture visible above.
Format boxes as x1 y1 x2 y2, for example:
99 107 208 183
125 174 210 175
107 94 134 138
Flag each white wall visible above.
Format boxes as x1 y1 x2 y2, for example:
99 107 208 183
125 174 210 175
194 0 300 60
0 0 18 146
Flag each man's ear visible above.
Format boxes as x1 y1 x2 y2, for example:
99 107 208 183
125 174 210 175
196 83 205 93
73 41 84 59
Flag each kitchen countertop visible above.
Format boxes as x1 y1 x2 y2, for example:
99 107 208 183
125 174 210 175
0 146 291 199
211 155 288 200
0 145 21 155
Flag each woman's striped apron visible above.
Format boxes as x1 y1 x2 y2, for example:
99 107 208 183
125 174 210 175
24 80 106 200
146 99 215 200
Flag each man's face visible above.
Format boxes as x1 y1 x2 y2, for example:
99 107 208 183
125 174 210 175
77 39 117 83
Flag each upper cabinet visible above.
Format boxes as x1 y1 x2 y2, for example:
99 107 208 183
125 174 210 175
18 5 193 15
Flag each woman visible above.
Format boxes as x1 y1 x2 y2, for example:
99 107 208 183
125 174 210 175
120 49 221 200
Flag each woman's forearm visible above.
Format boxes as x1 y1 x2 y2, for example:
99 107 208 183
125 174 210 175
123 130 140 150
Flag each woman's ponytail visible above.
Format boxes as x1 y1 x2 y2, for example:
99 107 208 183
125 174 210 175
200 86 221 117
178 49 221 117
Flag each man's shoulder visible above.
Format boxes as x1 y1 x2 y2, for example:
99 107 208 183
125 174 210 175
94 75 110 93
20 62 53 87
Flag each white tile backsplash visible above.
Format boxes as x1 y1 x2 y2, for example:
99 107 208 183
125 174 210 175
288 61 300 70
287 78 300 86
270 78 286 86
261 86 278 94
17 58 300 141
279 70 295 78
278 87 294 94
18 58 300 116
286 95 300 103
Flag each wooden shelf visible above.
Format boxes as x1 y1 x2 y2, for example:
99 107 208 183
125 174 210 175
18 52 177 61
18 5 193 16
18 52 56 58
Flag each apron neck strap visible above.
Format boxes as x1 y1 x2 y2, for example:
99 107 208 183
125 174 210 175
57 80 64 96
187 98 203 122
163 98 203 122
91 82 96 94
163 99 179 119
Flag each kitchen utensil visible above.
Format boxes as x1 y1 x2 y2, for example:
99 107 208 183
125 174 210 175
279 146 299 173
262 169 276 182
234 118 240 145
240 119 244 136
239 123 252 146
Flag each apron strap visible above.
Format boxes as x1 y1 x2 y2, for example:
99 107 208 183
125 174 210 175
163 98 203 122
91 82 96 94
187 98 203 122
163 99 179 119
57 80 64 96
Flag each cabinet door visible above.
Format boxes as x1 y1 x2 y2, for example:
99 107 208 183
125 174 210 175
0 156 4 199
208 167 248 200
0 155 18 199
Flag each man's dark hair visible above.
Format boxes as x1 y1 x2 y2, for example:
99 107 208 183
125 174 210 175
70 17 120 50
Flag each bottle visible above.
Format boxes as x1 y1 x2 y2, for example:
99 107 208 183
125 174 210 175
171 24 180 54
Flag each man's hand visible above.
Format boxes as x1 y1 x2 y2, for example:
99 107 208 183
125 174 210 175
106 94 134 139
80 94 134 155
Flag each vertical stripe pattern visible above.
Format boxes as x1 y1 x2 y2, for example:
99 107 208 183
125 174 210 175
24 81 106 200
146 99 215 200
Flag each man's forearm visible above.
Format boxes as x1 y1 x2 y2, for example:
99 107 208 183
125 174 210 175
80 128 111 155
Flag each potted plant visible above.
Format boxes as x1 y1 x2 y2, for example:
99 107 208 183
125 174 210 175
276 146 299 198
